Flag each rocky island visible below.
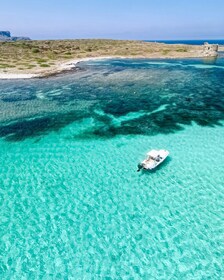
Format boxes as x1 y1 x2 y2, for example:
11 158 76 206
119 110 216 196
0 38 219 79
0 31 30 42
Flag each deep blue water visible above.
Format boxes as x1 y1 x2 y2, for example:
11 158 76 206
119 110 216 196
145 40 224 45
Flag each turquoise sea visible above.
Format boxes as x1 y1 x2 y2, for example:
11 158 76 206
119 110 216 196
0 55 224 279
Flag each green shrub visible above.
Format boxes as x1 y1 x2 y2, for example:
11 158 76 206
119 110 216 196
36 58 48 63
176 48 187 52
32 48 40 53
162 50 170 55
85 47 92 52
0 64 15 68
40 64 50 67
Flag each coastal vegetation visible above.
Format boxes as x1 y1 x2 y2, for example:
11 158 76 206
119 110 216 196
0 39 207 76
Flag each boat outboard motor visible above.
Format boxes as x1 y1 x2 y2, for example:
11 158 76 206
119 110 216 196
137 163 143 172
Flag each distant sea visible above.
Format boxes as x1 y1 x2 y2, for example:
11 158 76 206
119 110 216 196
146 39 224 45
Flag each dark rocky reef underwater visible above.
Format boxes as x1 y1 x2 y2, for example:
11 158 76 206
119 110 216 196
0 31 30 41
0 57 224 142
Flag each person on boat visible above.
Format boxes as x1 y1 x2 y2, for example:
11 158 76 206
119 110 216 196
155 155 161 162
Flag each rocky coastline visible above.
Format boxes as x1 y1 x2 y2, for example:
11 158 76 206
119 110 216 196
0 39 220 79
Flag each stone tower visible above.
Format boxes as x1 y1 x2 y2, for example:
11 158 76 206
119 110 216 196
203 42 218 57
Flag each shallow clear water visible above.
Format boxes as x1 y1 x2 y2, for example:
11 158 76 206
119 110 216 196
0 57 224 279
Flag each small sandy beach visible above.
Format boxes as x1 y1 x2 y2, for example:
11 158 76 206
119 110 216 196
0 56 124 79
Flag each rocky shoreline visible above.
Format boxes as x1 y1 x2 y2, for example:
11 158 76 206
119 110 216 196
0 42 219 80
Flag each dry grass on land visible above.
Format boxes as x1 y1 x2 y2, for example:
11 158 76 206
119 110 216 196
0 39 204 75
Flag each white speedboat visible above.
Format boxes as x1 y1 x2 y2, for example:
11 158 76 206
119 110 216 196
137 149 169 171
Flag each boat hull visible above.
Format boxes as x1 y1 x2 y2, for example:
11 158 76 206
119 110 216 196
140 149 169 170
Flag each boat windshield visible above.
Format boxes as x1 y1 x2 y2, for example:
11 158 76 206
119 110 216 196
148 155 155 160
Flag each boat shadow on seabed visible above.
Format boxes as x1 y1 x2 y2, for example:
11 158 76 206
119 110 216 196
137 156 172 174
